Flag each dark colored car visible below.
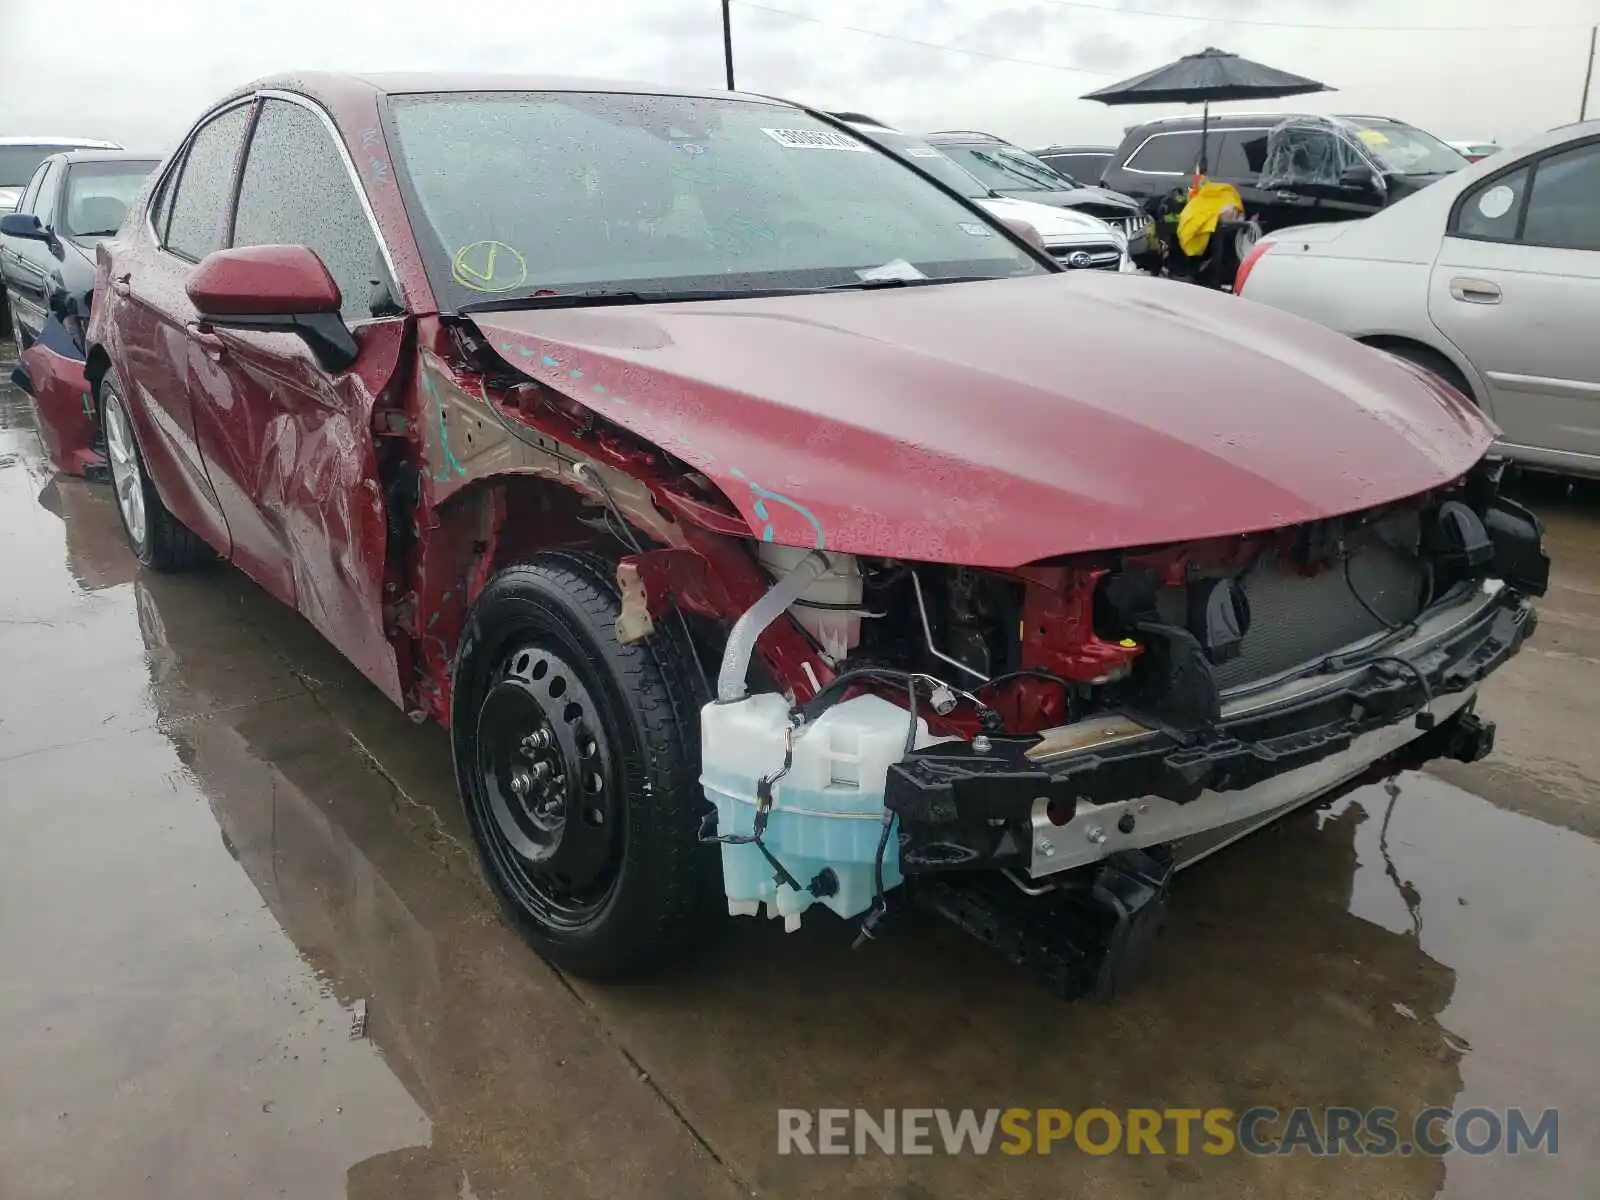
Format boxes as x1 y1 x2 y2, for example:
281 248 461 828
0 137 124 340
3 150 159 474
1033 144 1116 186
3 150 159 347
1102 112 1468 236
74 73 1540 998
924 131 1153 243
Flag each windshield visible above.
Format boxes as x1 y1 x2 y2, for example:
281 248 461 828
852 129 991 199
61 160 157 237
941 144 1073 191
1347 119 1466 176
0 145 76 187
387 92 1043 309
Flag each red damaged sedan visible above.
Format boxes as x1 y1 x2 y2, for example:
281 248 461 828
81 73 1545 997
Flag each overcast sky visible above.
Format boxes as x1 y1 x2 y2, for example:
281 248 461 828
2 0 1596 153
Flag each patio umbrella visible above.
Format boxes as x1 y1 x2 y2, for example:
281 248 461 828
1083 47 1332 175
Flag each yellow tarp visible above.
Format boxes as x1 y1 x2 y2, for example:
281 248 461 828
1176 181 1245 258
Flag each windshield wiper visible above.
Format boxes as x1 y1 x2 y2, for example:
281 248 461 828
457 276 1004 314
821 274 1001 291
456 286 813 315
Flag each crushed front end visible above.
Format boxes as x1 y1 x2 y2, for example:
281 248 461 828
697 458 1544 997
9 288 104 479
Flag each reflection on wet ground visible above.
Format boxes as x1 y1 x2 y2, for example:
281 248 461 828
0 357 1595 1198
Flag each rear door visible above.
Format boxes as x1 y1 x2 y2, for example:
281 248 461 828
101 102 254 558
191 94 404 688
1429 136 1600 463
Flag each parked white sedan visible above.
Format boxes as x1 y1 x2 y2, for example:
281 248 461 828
1237 120 1600 477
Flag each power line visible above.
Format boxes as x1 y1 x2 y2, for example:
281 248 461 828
730 1 1122 74
1030 0 1583 33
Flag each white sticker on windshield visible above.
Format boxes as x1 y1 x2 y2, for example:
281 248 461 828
1477 184 1516 220
958 221 994 237
857 258 929 282
905 147 945 159
762 127 871 152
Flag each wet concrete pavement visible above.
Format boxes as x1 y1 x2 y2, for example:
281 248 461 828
1 355 1595 1199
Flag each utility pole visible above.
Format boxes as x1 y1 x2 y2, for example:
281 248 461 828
1582 24 1597 121
722 0 736 91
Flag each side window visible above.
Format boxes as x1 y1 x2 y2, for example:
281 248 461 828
1216 132 1270 180
1041 153 1109 184
149 161 178 242
17 161 49 216
33 161 64 227
166 104 252 261
232 98 390 321
1523 142 1600 251
1125 131 1224 175
1236 133 1271 176
1453 166 1529 242
1125 132 1200 174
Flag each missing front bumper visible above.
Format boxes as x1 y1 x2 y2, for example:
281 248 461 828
885 582 1534 878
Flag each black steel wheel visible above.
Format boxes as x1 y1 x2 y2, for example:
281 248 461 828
452 552 714 978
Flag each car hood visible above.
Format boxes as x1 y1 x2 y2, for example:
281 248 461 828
979 197 1121 243
469 272 1494 567
996 184 1140 215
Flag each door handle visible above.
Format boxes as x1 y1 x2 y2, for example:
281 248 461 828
1449 276 1502 304
185 322 228 362
1274 190 1301 201
111 271 132 297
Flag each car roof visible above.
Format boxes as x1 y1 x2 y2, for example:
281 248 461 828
52 149 161 164
925 131 1012 145
0 136 122 148
1121 112 1417 137
224 71 794 109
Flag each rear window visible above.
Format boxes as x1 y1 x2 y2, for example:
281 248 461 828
0 145 76 188
61 160 158 238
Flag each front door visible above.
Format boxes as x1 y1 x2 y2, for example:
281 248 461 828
190 95 406 699
1429 136 1600 464
2 159 62 342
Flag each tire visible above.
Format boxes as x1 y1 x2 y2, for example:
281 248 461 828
1376 341 1474 400
100 370 213 570
5 291 25 356
451 552 715 979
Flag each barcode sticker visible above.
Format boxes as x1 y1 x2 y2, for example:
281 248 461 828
762 127 871 152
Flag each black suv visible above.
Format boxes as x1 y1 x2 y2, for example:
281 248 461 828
1100 112 1467 236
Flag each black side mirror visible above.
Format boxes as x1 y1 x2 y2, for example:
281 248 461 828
0 212 52 242
1338 163 1375 190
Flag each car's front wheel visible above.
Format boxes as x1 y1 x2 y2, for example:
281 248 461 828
101 371 213 570
451 553 714 979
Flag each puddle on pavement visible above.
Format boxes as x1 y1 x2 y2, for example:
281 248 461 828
1 358 1595 1199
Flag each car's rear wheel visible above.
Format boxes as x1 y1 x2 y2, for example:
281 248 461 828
452 553 714 979
101 371 213 570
